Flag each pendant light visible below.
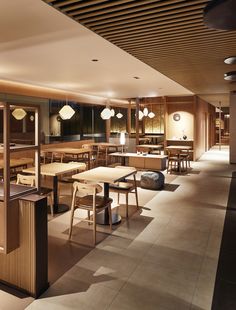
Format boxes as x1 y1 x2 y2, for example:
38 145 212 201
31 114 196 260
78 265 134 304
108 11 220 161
101 107 112 120
59 98 75 120
12 108 27 120
143 107 149 117
116 112 123 119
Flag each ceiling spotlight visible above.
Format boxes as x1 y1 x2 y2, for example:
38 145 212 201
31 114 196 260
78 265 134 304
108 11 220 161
59 105 75 120
101 108 112 120
224 56 236 65
12 108 27 120
143 107 149 117
116 112 123 119
203 0 236 30
224 71 236 81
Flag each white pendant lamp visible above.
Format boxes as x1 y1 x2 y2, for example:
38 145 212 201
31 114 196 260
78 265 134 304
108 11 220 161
148 111 155 119
110 109 115 117
139 110 144 120
12 108 27 120
143 107 149 116
116 112 123 119
101 108 112 120
59 105 75 120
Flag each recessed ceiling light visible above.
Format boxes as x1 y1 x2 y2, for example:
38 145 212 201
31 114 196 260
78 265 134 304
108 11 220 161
224 71 236 81
224 56 236 65
92 59 98 62
133 76 140 79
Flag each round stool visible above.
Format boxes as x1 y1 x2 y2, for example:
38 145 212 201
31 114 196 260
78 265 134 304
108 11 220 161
140 171 165 190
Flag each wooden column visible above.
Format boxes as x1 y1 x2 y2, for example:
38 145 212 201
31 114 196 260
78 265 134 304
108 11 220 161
106 118 111 142
135 98 140 146
127 101 131 137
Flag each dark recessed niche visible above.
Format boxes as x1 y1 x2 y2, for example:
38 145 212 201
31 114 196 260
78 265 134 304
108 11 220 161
92 59 98 62
133 76 140 79
203 0 236 30
173 113 181 121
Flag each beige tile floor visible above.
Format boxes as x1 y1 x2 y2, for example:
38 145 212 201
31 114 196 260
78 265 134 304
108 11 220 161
1 146 234 310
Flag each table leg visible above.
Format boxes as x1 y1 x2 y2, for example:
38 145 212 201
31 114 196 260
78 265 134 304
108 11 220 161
53 175 69 214
96 182 121 225
88 151 91 170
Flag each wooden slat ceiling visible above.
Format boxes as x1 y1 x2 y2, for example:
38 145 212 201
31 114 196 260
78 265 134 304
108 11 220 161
44 0 236 96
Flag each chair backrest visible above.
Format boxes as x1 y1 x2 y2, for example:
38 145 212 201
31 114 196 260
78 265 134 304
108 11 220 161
167 149 181 157
72 181 102 197
16 174 35 187
82 144 93 150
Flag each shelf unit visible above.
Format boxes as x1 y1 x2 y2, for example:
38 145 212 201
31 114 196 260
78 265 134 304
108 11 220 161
0 101 40 254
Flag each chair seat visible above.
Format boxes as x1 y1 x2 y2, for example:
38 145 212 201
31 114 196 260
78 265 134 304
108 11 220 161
110 182 134 191
39 187 52 196
59 177 75 184
76 195 113 209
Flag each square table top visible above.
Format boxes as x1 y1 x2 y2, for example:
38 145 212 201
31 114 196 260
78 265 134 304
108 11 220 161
165 145 192 150
0 158 34 169
109 152 167 159
137 144 163 149
23 162 86 177
72 166 136 184
42 147 91 155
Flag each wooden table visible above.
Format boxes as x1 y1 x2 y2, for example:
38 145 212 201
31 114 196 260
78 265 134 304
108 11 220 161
23 162 86 213
0 158 34 170
137 144 163 154
165 145 192 151
72 166 137 225
86 143 123 166
42 147 91 169
166 145 192 171
0 158 34 179
109 152 168 170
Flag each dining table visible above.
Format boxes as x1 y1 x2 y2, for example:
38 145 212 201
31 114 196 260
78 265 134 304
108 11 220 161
41 147 91 169
86 143 123 165
23 162 86 213
166 145 192 171
72 166 137 225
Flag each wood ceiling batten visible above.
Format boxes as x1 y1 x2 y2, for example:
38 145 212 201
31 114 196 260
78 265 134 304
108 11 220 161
78 2 207 27
45 0 236 94
65 0 138 15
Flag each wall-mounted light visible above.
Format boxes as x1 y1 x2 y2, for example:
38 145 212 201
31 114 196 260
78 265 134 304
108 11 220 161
12 108 27 120
59 105 75 120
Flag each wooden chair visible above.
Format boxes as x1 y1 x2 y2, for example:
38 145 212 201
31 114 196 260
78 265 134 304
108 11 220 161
69 181 112 245
58 162 86 197
180 149 191 170
167 150 185 174
95 145 107 166
82 144 96 168
109 166 139 218
51 152 63 163
16 173 54 216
